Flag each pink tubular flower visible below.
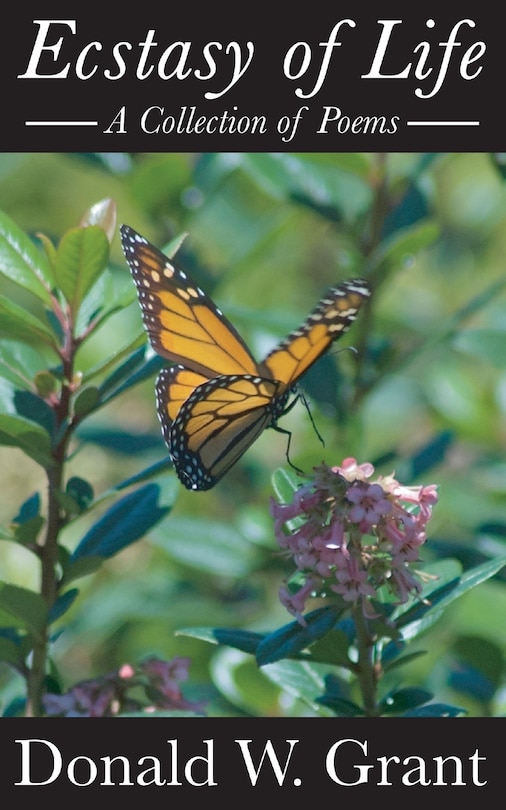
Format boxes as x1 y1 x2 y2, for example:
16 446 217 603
43 674 123 717
331 555 377 602
332 457 375 482
347 481 392 531
272 460 438 623
42 656 205 717
138 656 204 711
279 578 319 626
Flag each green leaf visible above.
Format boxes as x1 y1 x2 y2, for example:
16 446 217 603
13 492 41 523
71 482 174 561
114 457 174 491
60 556 103 585
0 344 47 390
291 152 372 179
271 466 300 501
0 413 54 468
175 626 223 646
0 210 53 303
0 635 24 667
256 606 343 665
54 225 110 312
383 650 427 674
84 342 146 390
209 648 282 716
150 515 261 577
75 265 137 338
452 635 504 690
308 629 354 667
380 687 434 714
262 659 330 714
48 589 79 624
36 232 57 269
317 696 364 716
13 515 45 546
65 476 94 512
403 703 466 718
14 390 55 437
270 467 306 532
213 628 265 654
55 477 94 518
0 582 48 640
76 426 162 455
399 430 454 480
453 329 506 369
96 351 162 405
0 295 57 348
395 556 506 642
438 555 506 597
0 378 16 415
383 183 430 236
72 386 100 418
33 371 58 398
317 676 365 716
180 627 265 654
240 153 372 219
371 220 440 277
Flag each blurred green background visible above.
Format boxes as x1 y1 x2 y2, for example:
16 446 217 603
0 152 505 716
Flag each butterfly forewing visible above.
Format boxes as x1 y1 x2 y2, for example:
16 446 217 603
121 225 259 378
259 278 371 387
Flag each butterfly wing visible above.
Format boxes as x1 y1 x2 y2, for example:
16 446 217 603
259 278 370 387
120 225 259 378
156 365 209 432
122 225 371 491
166 373 290 490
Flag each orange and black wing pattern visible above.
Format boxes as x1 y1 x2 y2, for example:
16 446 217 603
121 225 370 490
259 279 371 388
121 225 258 378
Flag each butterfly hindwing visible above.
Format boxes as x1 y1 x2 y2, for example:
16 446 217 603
155 365 209 438
168 374 290 490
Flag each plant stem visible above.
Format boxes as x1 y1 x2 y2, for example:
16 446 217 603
352 153 391 406
352 603 380 717
26 465 64 716
25 329 75 717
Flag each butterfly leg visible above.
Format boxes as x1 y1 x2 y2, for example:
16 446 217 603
272 422 305 476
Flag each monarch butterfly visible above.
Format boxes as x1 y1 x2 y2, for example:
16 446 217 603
120 224 370 491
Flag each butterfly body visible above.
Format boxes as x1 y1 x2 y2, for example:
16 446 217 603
121 225 370 491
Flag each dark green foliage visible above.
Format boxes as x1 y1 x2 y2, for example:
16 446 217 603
0 153 504 717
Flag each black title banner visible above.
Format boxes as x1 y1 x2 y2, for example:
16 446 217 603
2 7 501 151
1 718 501 797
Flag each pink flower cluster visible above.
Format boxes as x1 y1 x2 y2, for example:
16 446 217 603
43 656 205 717
270 459 438 624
